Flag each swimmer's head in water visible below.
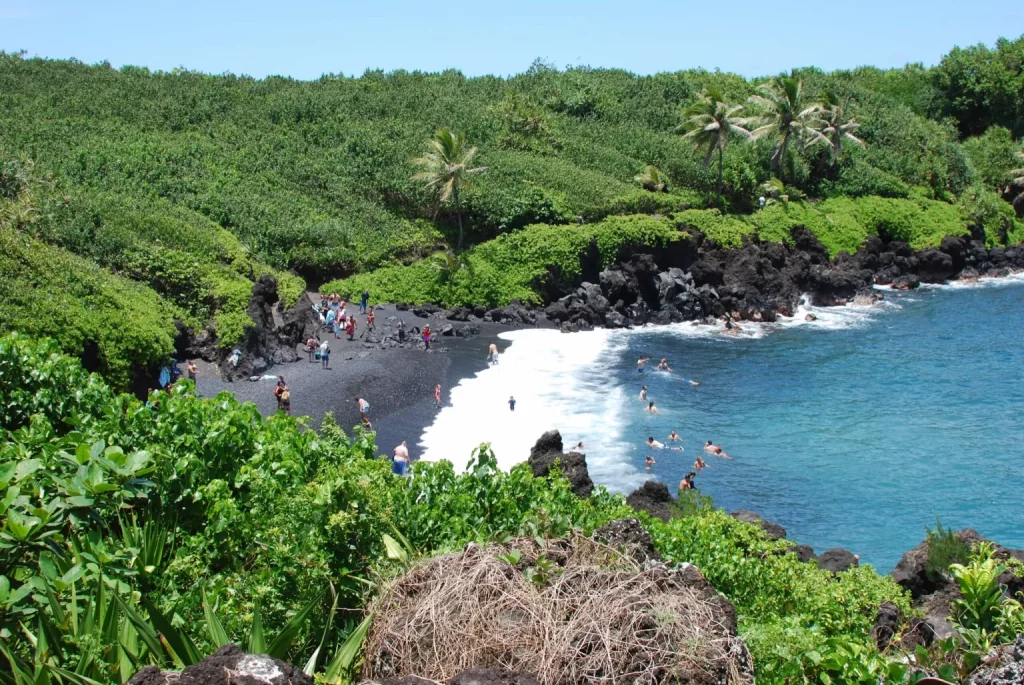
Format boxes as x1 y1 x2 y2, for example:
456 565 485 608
706 440 712 445
648 402 654 408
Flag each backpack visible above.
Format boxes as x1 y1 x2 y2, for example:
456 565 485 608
281 388 290 401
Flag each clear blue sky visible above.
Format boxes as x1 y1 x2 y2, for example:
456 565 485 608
2 0 1021 79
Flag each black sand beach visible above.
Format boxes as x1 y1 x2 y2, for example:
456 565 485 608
194 306 537 462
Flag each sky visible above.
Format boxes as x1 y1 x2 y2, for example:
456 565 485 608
1 0 1022 80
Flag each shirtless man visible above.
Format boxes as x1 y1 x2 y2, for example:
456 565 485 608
647 437 682 451
667 430 682 442
488 343 499 365
637 357 650 373
679 472 695 491
639 385 648 401
393 441 410 475
645 455 656 469
704 441 732 459
645 401 658 414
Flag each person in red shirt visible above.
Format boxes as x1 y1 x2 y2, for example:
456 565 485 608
422 324 432 350
366 307 375 331
346 315 356 341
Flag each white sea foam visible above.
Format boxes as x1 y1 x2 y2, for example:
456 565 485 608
418 327 648 492
919 271 1024 291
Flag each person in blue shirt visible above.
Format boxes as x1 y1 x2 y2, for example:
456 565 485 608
508 395 516 411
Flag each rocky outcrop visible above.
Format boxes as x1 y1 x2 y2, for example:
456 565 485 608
593 517 662 564
128 644 310 685
889 528 1024 641
625 482 676 523
730 510 787 541
546 230 1024 333
817 548 860 574
968 634 1024 685
208 276 320 382
527 430 594 498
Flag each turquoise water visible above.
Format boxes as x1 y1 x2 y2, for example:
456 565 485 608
614 279 1024 572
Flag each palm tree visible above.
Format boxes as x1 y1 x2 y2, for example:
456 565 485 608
634 165 670 192
811 91 864 165
678 88 753 203
411 128 487 249
747 75 826 178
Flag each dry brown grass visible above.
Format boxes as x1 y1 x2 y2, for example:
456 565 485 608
362 536 751 685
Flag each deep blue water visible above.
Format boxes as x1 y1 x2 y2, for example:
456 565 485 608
613 280 1024 573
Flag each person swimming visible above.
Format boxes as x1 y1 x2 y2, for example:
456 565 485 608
704 440 732 459
679 472 695 491
647 436 682 451
668 430 682 441
693 455 707 471
637 357 650 373
639 385 648 401
645 401 658 414
657 358 672 371
645 455 656 469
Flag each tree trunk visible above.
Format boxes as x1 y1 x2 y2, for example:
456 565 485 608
454 185 463 249
833 132 842 167
703 140 715 169
779 131 790 180
717 147 724 206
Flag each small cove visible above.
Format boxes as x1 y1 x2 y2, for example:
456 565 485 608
419 276 1024 572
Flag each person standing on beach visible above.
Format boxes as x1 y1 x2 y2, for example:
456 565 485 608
305 336 318 362
366 307 375 332
422 324 432 350
392 441 410 475
326 307 336 336
360 289 370 314
273 376 286 411
434 384 442 408
397 318 406 343
508 395 516 411
187 360 198 386
346 315 357 341
356 395 370 420
488 343 499 365
320 342 331 369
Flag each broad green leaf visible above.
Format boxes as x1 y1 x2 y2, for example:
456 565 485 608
0 486 19 516
141 597 201 667
0 463 16 488
14 459 42 482
323 614 373 683
5 509 40 540
382 534 409 564
266 590 323 659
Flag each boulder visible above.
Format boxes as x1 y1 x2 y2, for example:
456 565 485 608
446 669 540 685
872 601 903 651
730 510 787 541
790 544 817 563
413 304 441 318
128 644 311 685
626 481 676 523
917 248 956 283
446 307 472 321
593 517 662 563
527 431 594 498
439 324 455 337
544 301 570 323
817 548 859 573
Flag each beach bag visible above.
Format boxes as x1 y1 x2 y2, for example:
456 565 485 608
281 388 290 401
315 350 322 360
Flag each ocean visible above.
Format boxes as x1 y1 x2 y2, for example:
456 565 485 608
418 275 1024 572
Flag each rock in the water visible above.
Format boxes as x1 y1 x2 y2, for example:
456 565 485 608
817 548 860 574
527 430 594 498
626 481 676 523
730 510 787 541
593 518 662 563
128 644 311 685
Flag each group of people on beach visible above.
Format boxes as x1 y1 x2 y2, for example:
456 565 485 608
634 355 732 493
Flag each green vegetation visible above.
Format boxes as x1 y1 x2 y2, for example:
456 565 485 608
0 334 932 684
2 41 1024 386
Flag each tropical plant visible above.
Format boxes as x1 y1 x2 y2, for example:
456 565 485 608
411 128 488 249
633 165 670 192
1010 149 1024 187
924 518 972 581
679 88 753 203
812 91 865 164
747 75 827 177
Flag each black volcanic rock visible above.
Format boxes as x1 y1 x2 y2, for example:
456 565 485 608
527 430 593 498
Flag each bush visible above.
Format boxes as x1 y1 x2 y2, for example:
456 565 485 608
925 518 973 581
